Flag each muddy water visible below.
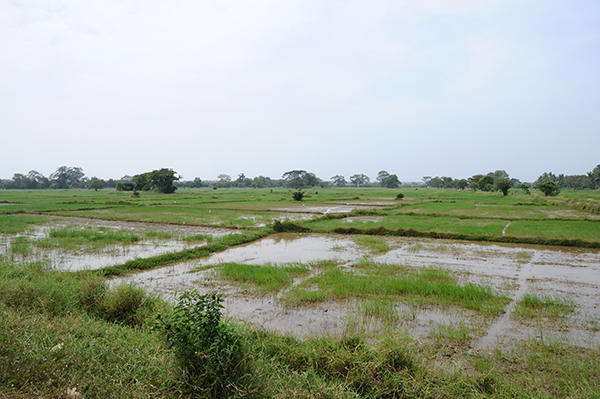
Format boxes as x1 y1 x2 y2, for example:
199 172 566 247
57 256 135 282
272 204 382 214
0 216 237 271
110 233 600 346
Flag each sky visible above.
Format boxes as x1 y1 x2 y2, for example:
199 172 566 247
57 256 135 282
1 0 599 182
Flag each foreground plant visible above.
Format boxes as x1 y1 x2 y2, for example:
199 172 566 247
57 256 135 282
152 291 258 398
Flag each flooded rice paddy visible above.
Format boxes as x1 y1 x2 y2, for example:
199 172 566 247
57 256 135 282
0 216 236 271
107 231 600 349
3 215 598 349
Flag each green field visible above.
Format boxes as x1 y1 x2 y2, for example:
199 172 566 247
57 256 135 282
0 187 599 398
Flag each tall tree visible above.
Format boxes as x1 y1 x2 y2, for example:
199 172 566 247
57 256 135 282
49 166 85 189
376 170 390 186
350 174 370 187
330 175 347 187
382 174 400 188
494 178 512 196
588 164 600 189
282 170 319 189
88 177 104 191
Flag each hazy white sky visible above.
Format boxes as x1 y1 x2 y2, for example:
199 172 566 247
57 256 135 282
1 0 599 182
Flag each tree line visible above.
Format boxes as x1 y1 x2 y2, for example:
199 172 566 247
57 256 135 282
2 165 598 193
423 164 600 196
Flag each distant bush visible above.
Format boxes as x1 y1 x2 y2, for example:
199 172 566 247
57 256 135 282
395 193 404 200
152 291 253 397
536 182 560 196
116 181 134 191
273 220 310 233
132 190 140 198
292 191 304 201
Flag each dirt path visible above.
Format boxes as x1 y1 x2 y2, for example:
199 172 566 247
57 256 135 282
473 252 538 350
501 221 512 236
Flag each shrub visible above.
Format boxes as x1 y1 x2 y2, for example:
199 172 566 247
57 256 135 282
272 220 310 233
152 291 254 398
292 190 304 201
76 277 107 314
395 193 404 200
536 182 560 196
102 283 156 326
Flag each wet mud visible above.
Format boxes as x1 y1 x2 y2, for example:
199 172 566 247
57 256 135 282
110 233 600 347
0 216 237 271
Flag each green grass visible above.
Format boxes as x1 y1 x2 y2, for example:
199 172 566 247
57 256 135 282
514 294 575 320
182 233 214 242
218 262 310 293
144 231 174 239
284 262 509 315
0 257 598 398
34 227 141 252
9 236 33 257
430 321 474 348
0 214 48 234
353 235 390 253
360 299 401 326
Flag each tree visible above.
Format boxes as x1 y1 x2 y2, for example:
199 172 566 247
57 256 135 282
536 181 560 196
475 175 495 191
217 174 232 188
376 170 390 186
252 176 270 188
350 174 370 187
282 170 319 189
150 168 179 193
588 164 600 189
535 172 558 186
521 183 530 194
330 175 347 187
27 170 49 189
454 179 468 190
132 172 153 191
88 177 104 191
233 173 252 187
131 168 179 193
382 174 400 188
494 178 512 196
490 170 509 179
49 166 85 189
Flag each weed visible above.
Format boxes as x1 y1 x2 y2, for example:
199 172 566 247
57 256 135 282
430 321 473 347
353 235 389 254
218 262 309 293
514 294 575 319
152 291 257 397
182 233 213 242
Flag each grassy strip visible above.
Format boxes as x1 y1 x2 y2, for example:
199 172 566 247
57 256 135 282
96 229 270 276
218 262 310 293
182 233 214 242
284 262 509 316
329 226 600 249
35 227 141 251
0 214 48 234
397 211 600 223
514 294 575 320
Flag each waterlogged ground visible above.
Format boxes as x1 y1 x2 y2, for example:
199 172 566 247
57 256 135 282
0 216 236 271
2 188 599 353
110 233 600 349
